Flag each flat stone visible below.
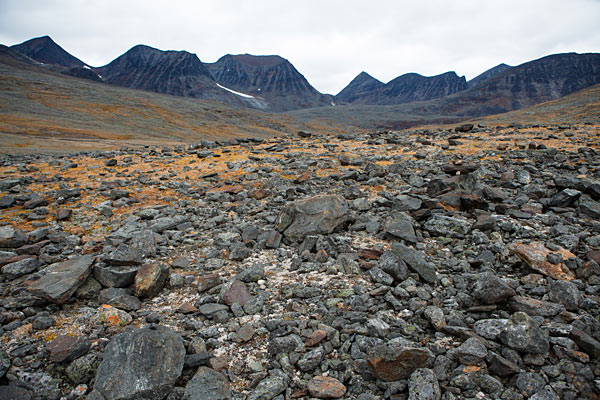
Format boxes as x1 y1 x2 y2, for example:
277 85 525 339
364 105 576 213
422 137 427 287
47 335 90 363
2 257 38 279
198 303 229 317
453 337 487 365
367 344 433 381
509 241 576 280
549 188 581 208
509 296 564 317
0 225 28 248
94 325 185 400
385 217 417 243
0 349 10 378
134 263 168 298
276 194 351 241
103 243 143 266
569 328 600 359
183 366 231 400
307 376 347 399
26 254 94 304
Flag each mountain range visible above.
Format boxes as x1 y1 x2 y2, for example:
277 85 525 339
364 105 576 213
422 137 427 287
7 35 600 118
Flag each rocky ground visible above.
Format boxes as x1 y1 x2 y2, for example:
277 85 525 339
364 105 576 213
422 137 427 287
0 123 599 400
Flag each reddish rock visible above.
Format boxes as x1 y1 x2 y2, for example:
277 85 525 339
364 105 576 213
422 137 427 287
307 376 347 399
178 302 198 314
26 255 94 303
47 335 90 363
367 345 432 381
509 241 575 280
220 279 252 307
134 263 167 298
306 330 327 347
250 188 269 200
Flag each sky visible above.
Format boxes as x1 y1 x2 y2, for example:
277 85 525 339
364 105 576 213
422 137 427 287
1 0 599 95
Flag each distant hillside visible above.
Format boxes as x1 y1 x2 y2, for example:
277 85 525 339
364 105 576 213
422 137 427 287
0 48 349 153
291 52 600 129
467 63 512 88
335 71 467 105
205 54 333 111
11 35 86 69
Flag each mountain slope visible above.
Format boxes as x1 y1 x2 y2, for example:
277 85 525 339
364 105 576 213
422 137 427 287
205 54 333 111
290 52 600 129
95 45 267 109
0 48 335 152
336 70 468 105
11 35 86 69
467 63 512 88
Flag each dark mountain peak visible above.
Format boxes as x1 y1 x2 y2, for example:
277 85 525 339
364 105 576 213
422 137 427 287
468 63 512 88
338 69 467 105
206 53 331 111
11 35 86 68
336 71 384 102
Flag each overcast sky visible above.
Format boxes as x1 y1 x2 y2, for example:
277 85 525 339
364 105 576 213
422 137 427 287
1 0 599 94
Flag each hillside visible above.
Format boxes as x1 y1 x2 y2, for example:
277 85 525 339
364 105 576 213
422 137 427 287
206 54 333 111
0 49 349 153
291 52 600 129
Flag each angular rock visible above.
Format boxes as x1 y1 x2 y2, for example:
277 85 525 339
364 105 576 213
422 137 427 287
579 199 600 219
66 352 101 384
509 241 575 280
56 208 73 221
473 319 508 340
549 188 581 208
297 347 324 372
134 263 168 298
247 376 287 400
307 376 347 399
569 328 600 359
408 368 440 400
385 217 417 243
47 335 90 363
392 243 437 283
198 273 222 292
98 288 141 311
0 225 27 248
498 312 549 354
509 296 564 317
487 351 520 377
183 367 231 400
94 326 185 400
473 272 516 304
547 279 583 311
27 254 94 303
1 257 38 279
423 215 470 238
148 215 188 233
453 337 487 365
367 344 433 381
220 279 252 307
424 306 446 331
276 194 352 241
97 304 133 327
94 264 139 288
103 243 142 266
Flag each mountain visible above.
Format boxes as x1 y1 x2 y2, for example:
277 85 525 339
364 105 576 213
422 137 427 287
290 52 600 129
336 70 468 105
11 35 86 69
336 71 384 103
467 63 512 88
205 54 333 111
95 45 265 109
